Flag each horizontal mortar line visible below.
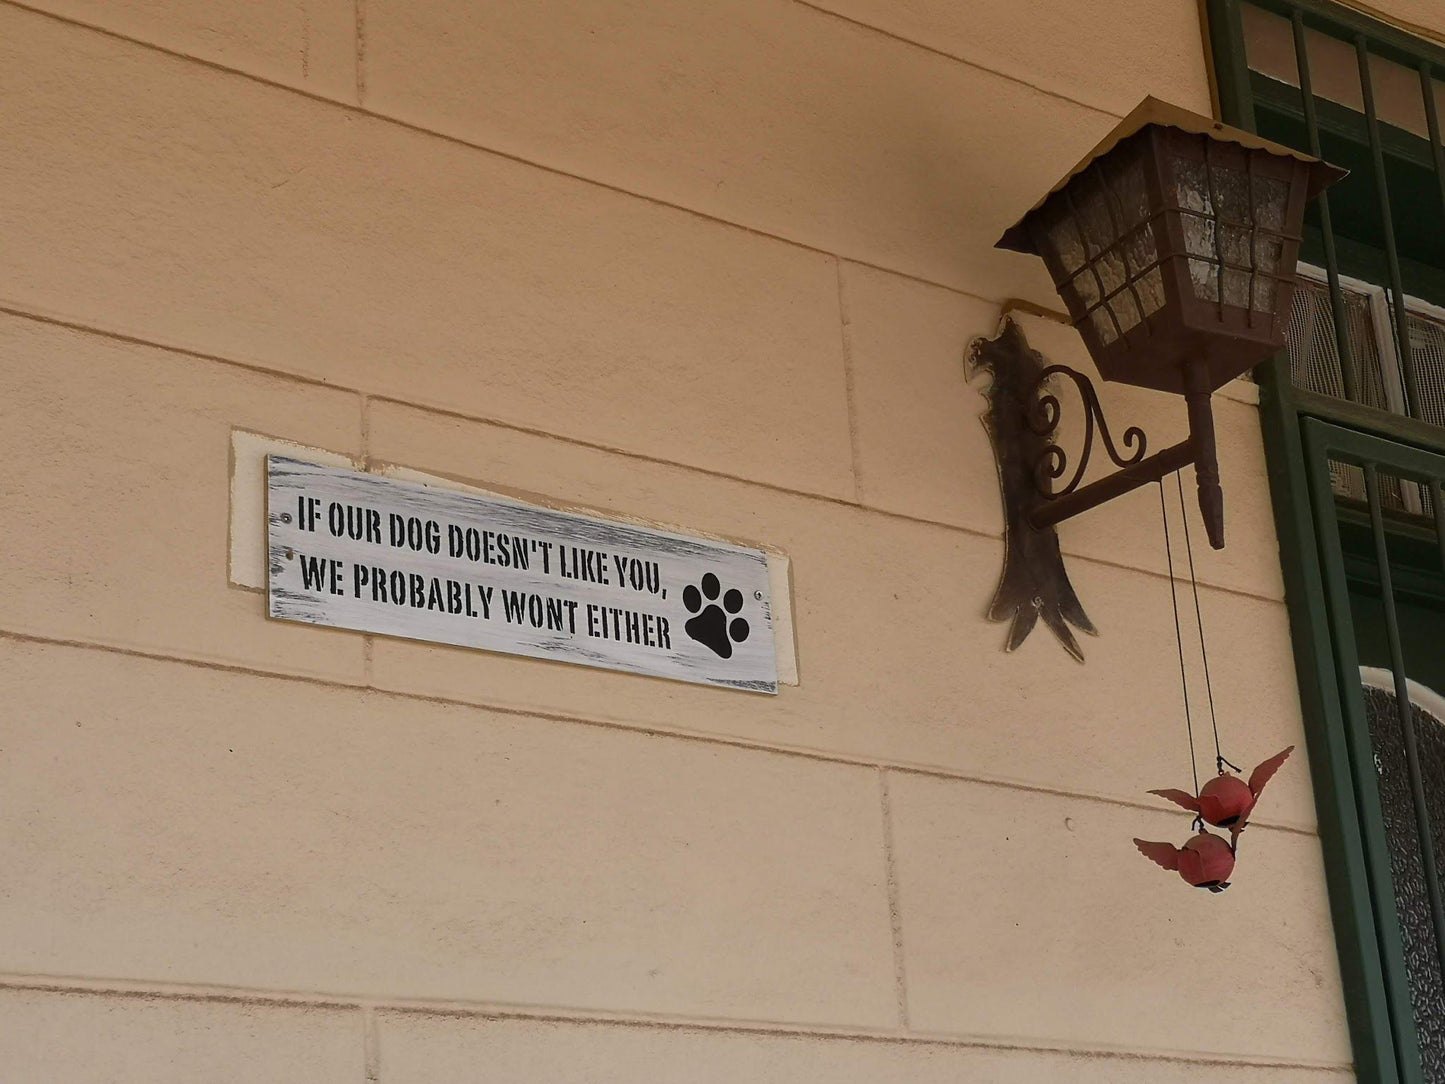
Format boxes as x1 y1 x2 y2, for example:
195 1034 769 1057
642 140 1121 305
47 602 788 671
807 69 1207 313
366 446 1283 607
1051 541 1284 606
360 406 876 518
0 299 874 515
0 302 352 397
788 0 1124 121
0 301 1284 608
0 972 1351 1072
0 626 1319 838
1 0 1079 304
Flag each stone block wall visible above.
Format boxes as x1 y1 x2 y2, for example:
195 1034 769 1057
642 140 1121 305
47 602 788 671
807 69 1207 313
0 1 1356 1079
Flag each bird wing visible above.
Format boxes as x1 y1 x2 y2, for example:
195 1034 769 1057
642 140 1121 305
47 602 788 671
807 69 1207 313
1249 746 1295 797
1148 788 1200 812
1134 838 1180 871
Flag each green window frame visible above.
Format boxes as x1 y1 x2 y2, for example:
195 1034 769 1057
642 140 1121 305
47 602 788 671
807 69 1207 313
1205 1 1445 1080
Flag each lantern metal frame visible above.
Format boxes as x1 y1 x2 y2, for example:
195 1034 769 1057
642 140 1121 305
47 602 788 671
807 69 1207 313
976 97 1343 659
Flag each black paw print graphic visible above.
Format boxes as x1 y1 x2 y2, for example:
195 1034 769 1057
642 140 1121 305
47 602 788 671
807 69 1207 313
683 572 750 660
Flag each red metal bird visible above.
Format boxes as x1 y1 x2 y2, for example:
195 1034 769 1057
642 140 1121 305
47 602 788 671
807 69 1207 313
1148 746 1294 836
1134 832 1236 892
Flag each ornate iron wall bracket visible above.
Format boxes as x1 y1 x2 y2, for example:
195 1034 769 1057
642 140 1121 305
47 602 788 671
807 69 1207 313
969 317 1224 661
968 319 1096 662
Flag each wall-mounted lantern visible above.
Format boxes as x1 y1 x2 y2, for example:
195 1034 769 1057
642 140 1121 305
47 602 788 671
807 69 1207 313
972 98 1342 659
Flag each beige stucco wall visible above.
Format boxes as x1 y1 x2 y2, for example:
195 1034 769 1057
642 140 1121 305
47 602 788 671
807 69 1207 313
0 1 1357 1080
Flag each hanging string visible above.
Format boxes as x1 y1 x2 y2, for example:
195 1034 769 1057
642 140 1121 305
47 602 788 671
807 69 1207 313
1174 473 1241 777
1159 479 1202 823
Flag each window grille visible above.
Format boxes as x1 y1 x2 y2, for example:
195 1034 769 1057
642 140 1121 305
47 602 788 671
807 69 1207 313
1287 266 1442 512
1362 671 1445 1074
1286 270 1445 431
1287 266 1398 413
1401 307 1445 432
1206 1 1445 1080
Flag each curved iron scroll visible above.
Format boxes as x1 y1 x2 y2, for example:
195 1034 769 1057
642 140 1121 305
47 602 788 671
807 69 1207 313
1027 365 1148 498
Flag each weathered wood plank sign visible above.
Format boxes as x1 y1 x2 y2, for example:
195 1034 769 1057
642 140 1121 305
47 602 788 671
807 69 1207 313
267 456 778 693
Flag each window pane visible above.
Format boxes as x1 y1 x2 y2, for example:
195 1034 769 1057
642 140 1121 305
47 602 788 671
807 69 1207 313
1363 680 1445 1074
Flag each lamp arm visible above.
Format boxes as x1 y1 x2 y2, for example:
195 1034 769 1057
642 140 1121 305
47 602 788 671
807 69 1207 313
1028 438 1198 532
1023 359 1225 550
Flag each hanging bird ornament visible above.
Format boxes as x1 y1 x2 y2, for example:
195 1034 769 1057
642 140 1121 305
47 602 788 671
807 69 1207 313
1134 831 1237 893
1131 478 1299 894
1149 746 1294 838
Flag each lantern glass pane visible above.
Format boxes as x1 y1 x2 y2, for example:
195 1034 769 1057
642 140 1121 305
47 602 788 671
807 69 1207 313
1190 258 1218 300
1223 267 1251 308
1074 176 1115 253
1114 155 1151 226
1089 307 1119 345
1249 174 1290 315
1174 156 1211 212
1174 151 1280 311
1136 267 1166 315
1069 268 1102 310
1221 224 1251 269
1104 152 1160 284
1122 231 1157 279
1108 290 1143 334
1080 150 1165 332
1252 276 1277 313
1184 219 1216 264
1183 221 1217 268
1171 147 1297 315
1173 156 1219 273
1043 141 1175 339
1253 175 1289 231
1095 248 1128 296
1212 162 1250 224
1121 227 1158 279
1254 233 1285 274
1044 208 1088 275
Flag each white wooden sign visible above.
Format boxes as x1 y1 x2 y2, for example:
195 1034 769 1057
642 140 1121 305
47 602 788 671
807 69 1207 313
267 456 778 693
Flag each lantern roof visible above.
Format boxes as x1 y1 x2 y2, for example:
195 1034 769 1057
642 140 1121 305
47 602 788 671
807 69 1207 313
996 96 1347 255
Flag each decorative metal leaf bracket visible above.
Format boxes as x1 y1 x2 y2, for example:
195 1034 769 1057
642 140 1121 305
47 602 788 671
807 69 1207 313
969 317 1220 662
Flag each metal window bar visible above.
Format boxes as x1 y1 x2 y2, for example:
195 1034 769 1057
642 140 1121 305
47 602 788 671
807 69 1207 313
1247 148 1261 330
1420 63 1445 432
1437 479 1445 566
1356 36 1425 421
1291 9 1360 401
1421 63 1445 247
